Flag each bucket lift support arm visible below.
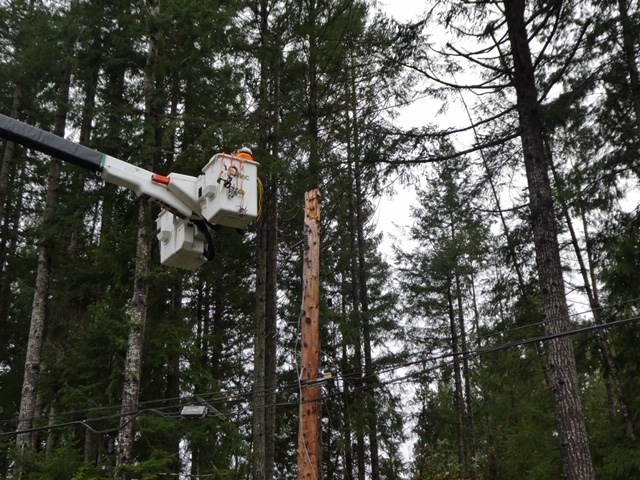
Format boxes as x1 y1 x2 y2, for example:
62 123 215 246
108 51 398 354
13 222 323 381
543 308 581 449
0 113 196 218
0 113 259 270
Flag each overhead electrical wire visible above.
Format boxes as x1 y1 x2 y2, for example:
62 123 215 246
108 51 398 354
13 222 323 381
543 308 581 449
2 295 638 432
329 296 640 382
472 295 640 344
2 310 639 438
3 295 639 428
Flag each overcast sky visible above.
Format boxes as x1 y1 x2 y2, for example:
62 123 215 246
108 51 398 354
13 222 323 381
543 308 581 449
372 3 428 258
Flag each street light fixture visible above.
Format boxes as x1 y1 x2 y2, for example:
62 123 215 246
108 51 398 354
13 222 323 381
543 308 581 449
180 405 208 418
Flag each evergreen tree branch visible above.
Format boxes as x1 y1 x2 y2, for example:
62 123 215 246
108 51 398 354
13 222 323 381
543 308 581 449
398 60 510 91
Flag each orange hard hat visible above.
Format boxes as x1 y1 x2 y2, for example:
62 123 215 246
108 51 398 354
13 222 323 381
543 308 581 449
234 147 253 161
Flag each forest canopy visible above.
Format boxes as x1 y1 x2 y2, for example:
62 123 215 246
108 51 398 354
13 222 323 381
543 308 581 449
0 1 639 479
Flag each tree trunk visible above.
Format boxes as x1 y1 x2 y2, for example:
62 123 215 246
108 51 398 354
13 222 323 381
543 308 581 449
253 212 268 480
16 46 72 452
455 273 475 472
45 396 59 456
264 36 280 480
83 429 99 466
447 284 468 478
345 150 366 480
339 307 355 480
550 155 636 440
252 0 279 476
306 0 320 188
97 58 126 248
67 53 99 258
114 201 151 475
617 0 640 138
347 52 381 478
251 0 269 476
0 86 22 233
503 2 595 478
264 134 279 480
0 83 24 340
0 0 34 229
115 0 160 474
0 160 25 334
84 36 122 469
166 279 183 473
354 150 380 480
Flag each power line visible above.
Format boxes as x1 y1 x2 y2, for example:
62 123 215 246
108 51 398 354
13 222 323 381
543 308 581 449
473 296 640 344
328 296 640 383
2 300 636 432
4 294 639 428
3 311 638 438
0 407 180 438
339 312 640 390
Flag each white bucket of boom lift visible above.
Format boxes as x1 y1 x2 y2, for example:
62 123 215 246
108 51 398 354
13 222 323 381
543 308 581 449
155 152 259 270
197 153 259 229
156 211 207 271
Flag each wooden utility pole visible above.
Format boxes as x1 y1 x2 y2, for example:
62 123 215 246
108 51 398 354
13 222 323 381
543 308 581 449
298 189 321 480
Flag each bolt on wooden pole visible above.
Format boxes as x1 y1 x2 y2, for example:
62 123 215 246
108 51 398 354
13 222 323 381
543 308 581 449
298 189 321 480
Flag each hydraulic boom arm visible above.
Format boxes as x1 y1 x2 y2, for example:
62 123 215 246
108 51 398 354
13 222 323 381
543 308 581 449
0 113 259 270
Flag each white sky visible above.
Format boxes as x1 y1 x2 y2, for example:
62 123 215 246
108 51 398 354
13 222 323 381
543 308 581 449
373 2 429 258
370 1 431 467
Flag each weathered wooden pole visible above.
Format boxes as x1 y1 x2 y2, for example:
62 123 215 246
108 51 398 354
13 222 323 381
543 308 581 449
298 189 321 480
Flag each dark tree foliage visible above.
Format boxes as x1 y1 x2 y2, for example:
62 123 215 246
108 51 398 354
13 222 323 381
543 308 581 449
1 0 640 479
